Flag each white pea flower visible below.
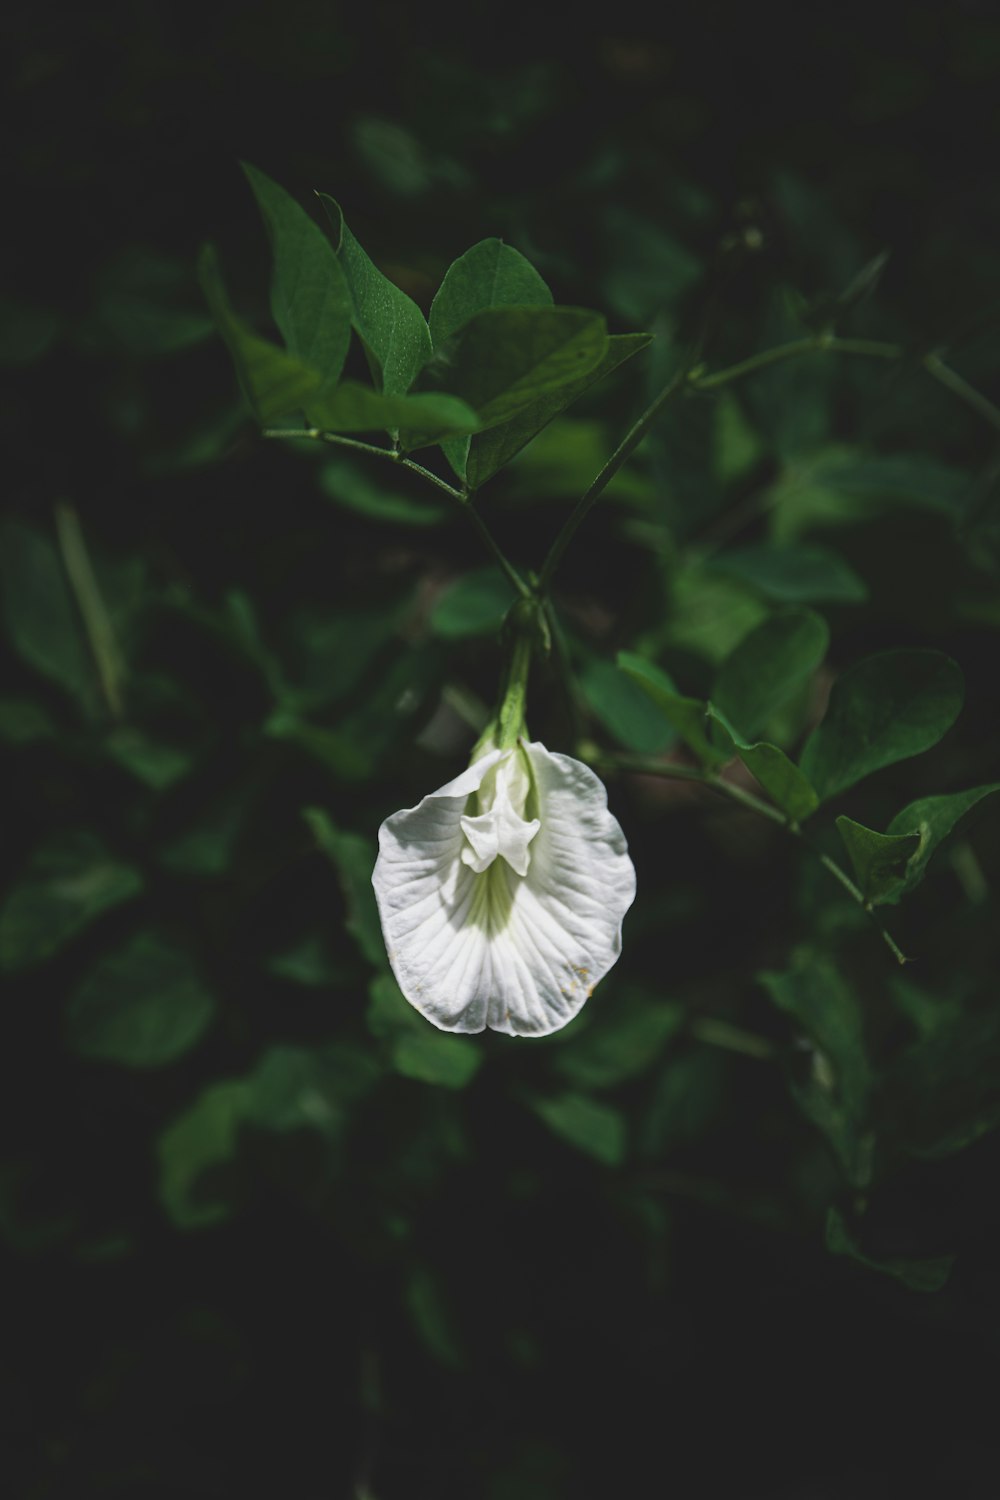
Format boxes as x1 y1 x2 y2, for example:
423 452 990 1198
372 739 636 1037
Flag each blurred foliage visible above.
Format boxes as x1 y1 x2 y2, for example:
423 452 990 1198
4 5 1000 1496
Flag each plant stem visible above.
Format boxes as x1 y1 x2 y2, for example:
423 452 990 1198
689 334 900 392
54 501 126 718
922 353 1000 435
590 750 909 965
262 426 531 597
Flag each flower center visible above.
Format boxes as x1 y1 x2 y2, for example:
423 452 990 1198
460 750 540 878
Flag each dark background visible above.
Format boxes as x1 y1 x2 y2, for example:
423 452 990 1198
4 4 1000 1496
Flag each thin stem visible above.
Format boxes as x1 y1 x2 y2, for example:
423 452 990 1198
54 501 126 718
464 503 532 598
689 334 900 392
922 353 1000 436
591 750 909 965
689 1016 776 1061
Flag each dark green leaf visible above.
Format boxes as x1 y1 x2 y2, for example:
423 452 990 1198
578 657 675 754
707 705 819 822
617 652 724 766
0 298 60 363
708 544 867 605
369 975 482 1088
429 237 552 346
318 456 448 527
318 194 432 396
309 381 478 446
713 607 829 742
465 333 651 490
799 650 964 802
242 163 352 392
429 567 517 638
553 989 683 1090
885 784 1000 899
248 1043 381 1135
887 1004 1000 1159
157 1079 253 1229
103 727 196 790
0 520 95 715
303 808 384 968
0 697 58 744
65 932 216 1067
413 306 608 432
0 833 142 973
825 1207 953 1293
529 1092 626 1166
834 815 920 905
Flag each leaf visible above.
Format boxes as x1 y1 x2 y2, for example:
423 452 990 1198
578 657 676 754
707 544 868 605
242 163 352 392
884 784 1000 899
406 1266 464 1367
198 243 323 423
429 237 552 346
759 951 872 1187
103 727 197 790
65 932 216 1067
465 333 652 490
529 1092 627 1167
707 705 819 822
834 816 921 905
0 519 96 715
318 194 432 396
825 1208 954 1293
308 381 478 447
713 607 829 742
799 650 964 803
666 565 768 665
248 1043 381 1136
303 808 384 967
318 455 449 526
553 989 684 1090
429 567 517 639
368 975 482 1089
0 833 143 973
0 698 57 745
886 1004 1000 1159
616 652 724 766
413 306 609 433
157 1079 253 1229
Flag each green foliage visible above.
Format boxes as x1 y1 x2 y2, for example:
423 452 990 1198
0 834 142 973
1 519 96 715
429 567 517 638
885 784 1000 899
707 543 868 605
65 932 216 1067
429 237 553 345
617 652 724 765
369 975 482 1088
825 1207 954 1293
302 808 384 967
834 816 920 905
712 607 829 741
708 705 820 822
529 1091 627 1166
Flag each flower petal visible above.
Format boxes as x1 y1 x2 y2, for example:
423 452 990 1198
372 742 636 1037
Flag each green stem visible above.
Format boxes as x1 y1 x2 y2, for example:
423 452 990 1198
497 631 534 748
689 1016 776 1061
262 426 531 597
689 334 900 392
922 353 1000 435
590 750 908 965
54 501 126 718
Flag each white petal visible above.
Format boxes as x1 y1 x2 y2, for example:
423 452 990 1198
372 741 636 1038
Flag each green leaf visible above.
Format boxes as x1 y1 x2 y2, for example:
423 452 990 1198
834 816 921 905
616 652 724 766
103 727 196 790
198 243 323 423
0 833 143 973
0 520 95 715
529 1092 626 1167
303 808 384 967
666 565 768 665
0 698 57 745
886 1004 1000 1159
713 607 829 742
553 989 684 1090
578 657 676 754
465 333 651 490
248 1043 381 1136
825 1207 954 1293
241 163 352 392
885 784 1000 899
429 567 517 638
759 951 872 1187
318 194 432 396
429 237 552 346
413 306 608 432
308 381 478 447
707 705 819 822
799 650 964 803
65 932 216 1067
406 1266 464 1368
157 1079 253 1229
318 455 448 526
707 544 867 605
368 975 482 1089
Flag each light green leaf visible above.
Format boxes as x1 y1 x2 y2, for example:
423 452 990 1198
799 650 964 802
713 607 829 742
307 381 478 448
707 704 819 822
198 243 323 422
708 544 867 605
529 1092 626 1167
465 333 651 490
616 652 724 766
429 567 517 639
242 163 352 391
303 808 384 967
65 932 216 1067
318 194 432 396
0 833 142 973
414 306 608 433
885 784 1000 899
834 815 921 905
825 1207 954 1293
0 520 96 715
579 657 675 754
368 975 482 1089
429 237 552 346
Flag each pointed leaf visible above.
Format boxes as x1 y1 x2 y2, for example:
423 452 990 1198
65 932 216 1067
834 815 920 905
308 381 478 444
529 1092 627 1166
429 237 552 346
318 194 432 395
0 520 96 715
617 652 724 766
157 1079 253 1229
708 544 867 605
885 784 1000 898
799 650 964 802
707 704 819 822
825 1207 953 1293
579 656 675 754
241 163 352 390
713 607 829 742
303 808 384 967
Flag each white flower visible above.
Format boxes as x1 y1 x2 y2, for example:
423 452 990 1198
372 740 636 1037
